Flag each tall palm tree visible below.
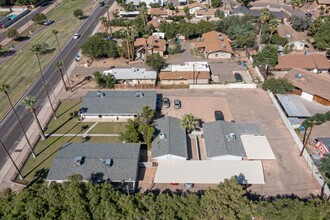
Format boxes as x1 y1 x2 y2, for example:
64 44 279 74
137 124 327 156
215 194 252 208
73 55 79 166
21 96 46 140
105 4 113 36
0 83 36 158
268 19 279 45
180 113 199 133
30 44 57 119
0 139 23 180
55 61 68 91
139 5 148 26
52 29 72 92
259 8 271 36
99 16 108 29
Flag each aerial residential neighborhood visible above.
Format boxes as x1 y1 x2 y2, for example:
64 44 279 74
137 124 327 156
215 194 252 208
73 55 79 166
0 0 330 217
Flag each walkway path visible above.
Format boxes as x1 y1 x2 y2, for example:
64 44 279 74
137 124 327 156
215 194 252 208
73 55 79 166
46 134 120 137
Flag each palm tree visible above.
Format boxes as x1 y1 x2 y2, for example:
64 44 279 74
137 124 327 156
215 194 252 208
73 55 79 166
139 5 148 26
268 19 279 45
52 29 72 92
99 16 108 28
21 96 46 140
0 83 36 158
105 4 113 36
0 139 23 180
30 44 57 119
259 8 271 36
180 113 199 133
55 61 68 91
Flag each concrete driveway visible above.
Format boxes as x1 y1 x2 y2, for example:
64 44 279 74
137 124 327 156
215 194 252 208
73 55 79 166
159 89 320 197
209 61 246 83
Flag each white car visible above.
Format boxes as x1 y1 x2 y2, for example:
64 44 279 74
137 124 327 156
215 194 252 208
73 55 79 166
73 33 81 39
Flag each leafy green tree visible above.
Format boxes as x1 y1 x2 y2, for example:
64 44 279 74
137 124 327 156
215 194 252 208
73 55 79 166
138 124 155 148
81 33 119 59
259 8 271 35
268 19 279 44
21 96 46 140
167 43 182 54
291 15 311 31
211 0 223 8
319 155 330 197
262 78 294 94
237 0 251 7
215 9 225 19
314 18 330 50
136 106 155 125
73 9 84 19
99 16 108 28
180 113 199 133
124 2 135 12
146 54 167 72
253 45 278 78
120 120 140 143
93 71 116 88
32 13 47 25
6 28 18 40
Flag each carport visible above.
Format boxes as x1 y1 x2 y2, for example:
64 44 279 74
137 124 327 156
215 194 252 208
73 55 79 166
241 135 276 160
154 160 265 184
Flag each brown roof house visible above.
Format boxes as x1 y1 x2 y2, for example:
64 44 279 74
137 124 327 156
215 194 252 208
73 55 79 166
188 2 208 14
284 68 330 106
147 17 165 30
195 31 234 59
195 8 216 18
134 34 166 60
148 8 168 17
274 54 330 74
158 61 211 85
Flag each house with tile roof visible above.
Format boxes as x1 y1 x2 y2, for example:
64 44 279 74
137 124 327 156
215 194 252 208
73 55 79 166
152 116 188 160
195 8 216 18
46 143 140 191
316 0 330 7
232 6 290 21
148 8 168 17
274 54 330 73
283 68 330 106
134 34 166 59
195 31 234 59
188 2 208 14
158 61 211 84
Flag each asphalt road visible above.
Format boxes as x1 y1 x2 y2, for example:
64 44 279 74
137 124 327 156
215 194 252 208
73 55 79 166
0 1 54 42
0 0 114 169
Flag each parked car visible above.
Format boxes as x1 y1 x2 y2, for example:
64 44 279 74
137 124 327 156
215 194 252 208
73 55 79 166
99 0 105 6
73 32 81 39
174 99 181 109
234 72 243 82
214 111 224 121
184 183 194 189
163 97 170 108
43 19 54 25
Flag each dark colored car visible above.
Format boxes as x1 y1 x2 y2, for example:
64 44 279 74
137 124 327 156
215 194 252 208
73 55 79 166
214 111 224 121
99 1 105 6
174 99 181 109
234 72 243 82
163 97 170 108
44 20 54 25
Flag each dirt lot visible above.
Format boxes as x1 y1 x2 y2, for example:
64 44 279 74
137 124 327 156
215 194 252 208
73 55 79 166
156 89 320 197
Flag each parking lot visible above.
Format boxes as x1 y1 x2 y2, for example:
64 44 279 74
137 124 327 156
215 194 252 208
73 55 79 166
157 89 320 197
209 61 247 83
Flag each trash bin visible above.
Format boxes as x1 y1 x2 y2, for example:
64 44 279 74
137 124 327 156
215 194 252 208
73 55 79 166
242 61 247 67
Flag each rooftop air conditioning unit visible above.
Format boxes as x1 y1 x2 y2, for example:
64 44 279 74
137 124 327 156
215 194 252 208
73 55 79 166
74 156 84 165
219 37 224 41
135 91 144 97
295 73 303 79
159 133 167 140
226 133 236 141
103 158 113 167
221 43 226 48
96 92 105 97
218 33 222 36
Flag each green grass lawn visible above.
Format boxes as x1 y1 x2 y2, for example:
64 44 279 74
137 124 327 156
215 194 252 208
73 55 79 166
88 122 128 134
0 0 93 119
0 11 9 16
18 136 121 184
45 101 95 135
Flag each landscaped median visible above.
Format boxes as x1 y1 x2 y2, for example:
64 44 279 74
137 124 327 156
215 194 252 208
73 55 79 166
16 101 125 185
0 0 95 119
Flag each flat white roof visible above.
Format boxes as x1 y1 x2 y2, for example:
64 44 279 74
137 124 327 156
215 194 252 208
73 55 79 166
103 68 157 80
154 160 265 184
162 62 210 72
241 135 276 160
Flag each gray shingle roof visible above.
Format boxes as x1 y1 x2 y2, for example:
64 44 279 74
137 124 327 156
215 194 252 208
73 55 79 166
232 6 285 20
80 91 157 116
203 121 262 158
152 116 188 159
46 143 140 182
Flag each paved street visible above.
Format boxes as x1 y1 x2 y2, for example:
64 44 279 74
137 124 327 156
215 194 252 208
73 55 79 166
0 0 115 169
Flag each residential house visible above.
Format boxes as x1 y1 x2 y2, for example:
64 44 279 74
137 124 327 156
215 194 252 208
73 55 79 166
195 8 216 18
283 68 330 106
152 116 188 161
286 41 307 51
158 61 211 85
232 6 289 22
188 2 208 14
195 31 234 59
148 8 168 17
316 0 330 7
46 143 141 191
103 68 157 86
80 91 157 121
119 11 140 18
127 0 164 8
134 34 166 58
274 54 330 74
202 121 275 160
147 17 165 30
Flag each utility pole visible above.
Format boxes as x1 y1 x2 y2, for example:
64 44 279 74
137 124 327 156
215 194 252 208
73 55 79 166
300 122 319 156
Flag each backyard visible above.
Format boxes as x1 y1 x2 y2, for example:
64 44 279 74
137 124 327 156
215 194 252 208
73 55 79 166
17 101 126 185
0 0 95 119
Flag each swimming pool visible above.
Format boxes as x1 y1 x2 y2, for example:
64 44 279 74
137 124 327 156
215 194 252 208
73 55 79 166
8 14 17 19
